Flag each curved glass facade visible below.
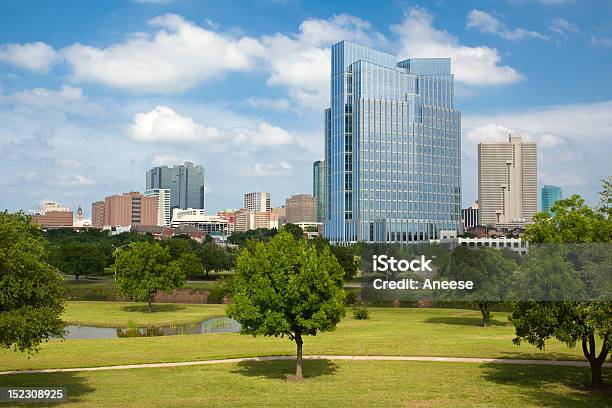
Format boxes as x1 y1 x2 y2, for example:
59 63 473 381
323 41 461 243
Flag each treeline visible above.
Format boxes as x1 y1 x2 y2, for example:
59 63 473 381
45 229 235 280
46 223 360 282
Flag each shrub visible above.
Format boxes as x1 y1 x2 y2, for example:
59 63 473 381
352 302 369 320
344 290 357 305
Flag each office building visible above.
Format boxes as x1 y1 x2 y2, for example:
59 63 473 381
272 206 287 226
101 192 158 227
146 162 205 214
217 209 238 232
324 41 462 243
478 135 537 228
313 160 325 222
145 188 171 226
244 192 271 212
233 208 278 232
31 200 73 229
286 194 317 224
461 200 479 229
541 185 562 213
171 208 229 235
91 201 105 228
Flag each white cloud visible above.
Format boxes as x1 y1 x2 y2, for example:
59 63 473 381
392 7 525 86
62 14 264 92
245 97 291 111
129 105 221 142
0 85 104 116
129 106 295 147
149 154 192 167
250 162 292 176
0 42 59 73
232 122 295 146
57 159 83 169
466 9 549 41
54 174 95 187
548 18 580 38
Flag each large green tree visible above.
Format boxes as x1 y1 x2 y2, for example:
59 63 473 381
0 212 65 352
512 185 612 389
114 242 186 312
441 246 517 327
199 242 234 278
50 242 107 280
227 230 345 380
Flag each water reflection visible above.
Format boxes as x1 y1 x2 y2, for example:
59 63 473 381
63 317 240 340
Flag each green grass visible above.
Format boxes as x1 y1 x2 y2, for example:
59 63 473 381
62 301 225 327
1 361 610 407
1 307 591 372
182 280 220 290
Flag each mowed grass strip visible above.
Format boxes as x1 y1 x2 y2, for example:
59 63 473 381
1 361 610 407
62 301 225 328
0 307 589 372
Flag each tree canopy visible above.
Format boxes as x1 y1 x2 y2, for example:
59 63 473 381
512 182 612 389
0 212 65 352
114 241 186 312
227 230 345 380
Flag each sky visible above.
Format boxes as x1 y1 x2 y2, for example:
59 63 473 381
0 0 611 217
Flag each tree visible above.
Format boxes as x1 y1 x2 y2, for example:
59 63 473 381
50 242 107 280
281 223 304 241
114 242 186 312
440 246 517 326
160 236 198 260
512 186 612 389
227 230 345 380
0 212 65 352
309 238 360 282
175 252 204 279
200 242 234 278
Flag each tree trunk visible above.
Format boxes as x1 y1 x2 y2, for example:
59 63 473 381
479 303 490 327
75 274 79 281
295 333 304 381
581 334 608 389
147 293 153 313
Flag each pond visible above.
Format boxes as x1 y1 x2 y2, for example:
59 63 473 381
62 317 241 339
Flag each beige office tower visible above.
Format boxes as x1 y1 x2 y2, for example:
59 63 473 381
478 135 537 228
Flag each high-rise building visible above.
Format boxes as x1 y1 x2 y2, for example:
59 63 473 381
313 160 325 222
461 200 480 229
217 209 238 232
144 188 171 226
286 194 317 224
91 201 105 228
478 135 537 228
244 192 271 212
324 41 462 243
102 192 158 227
234 208 251 232
146 162 205 214
541 185 562 213
31 200 73 229
272 206 287 226
170 208 229 234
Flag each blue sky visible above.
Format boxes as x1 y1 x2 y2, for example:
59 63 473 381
0 0 611 216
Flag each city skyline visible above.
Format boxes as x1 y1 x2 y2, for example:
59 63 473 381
1 1 611 217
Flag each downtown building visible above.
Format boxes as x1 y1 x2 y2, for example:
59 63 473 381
91 192 158 228
243 192 272 212
478 135 537 229
286 194 318 224
313 160 325 222
31 200 74 229
146 162 205 215
541 185 562 213
324 41 461 243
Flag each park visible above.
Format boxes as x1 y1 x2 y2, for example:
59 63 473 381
1 184 611 406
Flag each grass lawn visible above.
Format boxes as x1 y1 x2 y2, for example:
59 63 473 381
0 307 592 372
1 361 610 407
62 301 225 328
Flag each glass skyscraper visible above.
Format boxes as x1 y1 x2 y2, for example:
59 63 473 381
313 160 325 222
323 41 461 243
541 185 562 213
146 162 205 214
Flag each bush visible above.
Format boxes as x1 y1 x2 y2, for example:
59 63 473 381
344 290 357 305
207 284 227 304
352 302 369 320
